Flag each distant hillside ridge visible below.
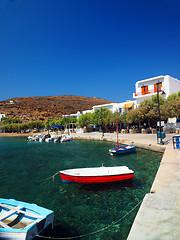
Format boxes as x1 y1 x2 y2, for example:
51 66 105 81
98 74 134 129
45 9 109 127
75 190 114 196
0 95 112 122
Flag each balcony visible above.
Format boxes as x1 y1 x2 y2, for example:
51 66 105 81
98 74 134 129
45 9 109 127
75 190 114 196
133 89 161 99
134 89 155 96
133 89 165 98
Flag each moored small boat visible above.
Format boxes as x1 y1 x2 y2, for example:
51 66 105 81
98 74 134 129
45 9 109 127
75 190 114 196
0 198 54 240
109 145 136 155
59 166 134 184
109 118 136 155
60 134 72 143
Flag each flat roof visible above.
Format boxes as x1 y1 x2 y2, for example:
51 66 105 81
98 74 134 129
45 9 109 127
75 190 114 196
136 75 165 84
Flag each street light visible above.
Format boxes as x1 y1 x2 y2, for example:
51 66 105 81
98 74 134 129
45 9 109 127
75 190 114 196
157 81 163 145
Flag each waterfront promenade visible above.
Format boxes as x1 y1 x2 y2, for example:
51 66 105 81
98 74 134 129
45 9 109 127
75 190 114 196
72 132 180 240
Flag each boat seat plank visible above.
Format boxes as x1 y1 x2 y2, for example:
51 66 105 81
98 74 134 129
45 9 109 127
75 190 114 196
0 206 22 221
0 220 11 229
0 203 43 219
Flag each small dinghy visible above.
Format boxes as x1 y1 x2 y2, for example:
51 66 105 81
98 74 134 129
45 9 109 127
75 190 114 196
59 166 134 184
109 118 136 155
0 198 54 240
109 145 136 155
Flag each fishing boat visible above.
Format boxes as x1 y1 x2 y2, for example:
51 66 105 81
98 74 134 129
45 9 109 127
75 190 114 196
109 118 136 155
0 198 54 240
109 144 136 155
59 165 134 184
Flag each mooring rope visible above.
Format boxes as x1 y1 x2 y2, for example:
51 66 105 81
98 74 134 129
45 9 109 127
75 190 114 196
39 172 59 182
36 199 143 239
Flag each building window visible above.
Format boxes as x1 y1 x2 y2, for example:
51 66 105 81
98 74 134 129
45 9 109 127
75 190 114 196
141 85 148 95
154 82 162 92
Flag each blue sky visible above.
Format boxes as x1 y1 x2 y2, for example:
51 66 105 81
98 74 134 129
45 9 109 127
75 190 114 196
0 0 180 102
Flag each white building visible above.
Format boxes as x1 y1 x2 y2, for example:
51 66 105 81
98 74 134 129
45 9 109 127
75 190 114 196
0 114 5 121
133 75 180 106
82 109 94 114
82 101 136 115
93 103 122 113
62 111 81 119
65 75 180 120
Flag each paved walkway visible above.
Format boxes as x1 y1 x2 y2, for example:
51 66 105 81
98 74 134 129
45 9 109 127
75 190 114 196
72 131 172 152
72 132 180 240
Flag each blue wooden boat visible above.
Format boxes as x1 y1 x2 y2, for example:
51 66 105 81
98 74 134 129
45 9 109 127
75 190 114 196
109 145 136 155
0 198 54 240
109 118 136 155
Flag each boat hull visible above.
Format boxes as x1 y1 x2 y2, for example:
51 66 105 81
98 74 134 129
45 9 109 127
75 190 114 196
60 172 134 184
109 145 136 155
59 166 134 184
0 231 26 240
0 222 53 240
61 135 72 142
0 198 54 240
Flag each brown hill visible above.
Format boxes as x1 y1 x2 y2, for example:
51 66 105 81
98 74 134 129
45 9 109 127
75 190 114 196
0 95 112 122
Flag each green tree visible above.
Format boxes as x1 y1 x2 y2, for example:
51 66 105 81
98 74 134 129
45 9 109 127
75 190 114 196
17 123 23 133
1 117 21 124
167 93 179 101
164 97 180 118
33 121 45 132
126 108 140 125
92 107 112 131
111 111 121 124
1 124 11 132
78 113 92 128
134 100 152 126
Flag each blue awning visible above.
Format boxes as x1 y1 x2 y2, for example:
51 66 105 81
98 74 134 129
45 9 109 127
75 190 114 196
50 125 64 128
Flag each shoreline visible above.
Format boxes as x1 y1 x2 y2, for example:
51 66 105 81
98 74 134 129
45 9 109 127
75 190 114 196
0 131 171 152
0 132 47 137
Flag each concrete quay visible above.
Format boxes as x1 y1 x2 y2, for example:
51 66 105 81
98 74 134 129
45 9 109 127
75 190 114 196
72 131 168 152
72 132 180 240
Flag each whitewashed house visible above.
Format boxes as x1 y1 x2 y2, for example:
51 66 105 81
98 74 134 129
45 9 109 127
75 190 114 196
133 75 180 106
92 101 136 114
62 111 81 119
82 109 94 114
64 75 180 122
82 101 136 116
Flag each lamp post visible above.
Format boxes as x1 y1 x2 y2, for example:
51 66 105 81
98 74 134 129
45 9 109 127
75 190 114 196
157 81 162 144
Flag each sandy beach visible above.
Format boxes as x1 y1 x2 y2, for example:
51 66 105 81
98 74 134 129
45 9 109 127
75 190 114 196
0 132 47 137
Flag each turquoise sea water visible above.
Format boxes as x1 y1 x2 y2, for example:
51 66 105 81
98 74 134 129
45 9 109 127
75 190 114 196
0 137 162 240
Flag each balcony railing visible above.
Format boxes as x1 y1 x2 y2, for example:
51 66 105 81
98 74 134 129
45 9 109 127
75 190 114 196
134 89 156 97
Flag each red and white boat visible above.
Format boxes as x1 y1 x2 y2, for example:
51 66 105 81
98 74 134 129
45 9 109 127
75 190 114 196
59 166 134 184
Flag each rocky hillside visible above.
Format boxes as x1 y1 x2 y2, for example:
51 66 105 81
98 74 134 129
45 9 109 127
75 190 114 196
0 95 112 122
